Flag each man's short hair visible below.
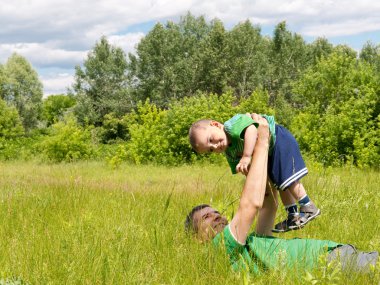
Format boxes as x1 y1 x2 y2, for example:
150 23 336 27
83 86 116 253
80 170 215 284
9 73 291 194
184 204 210 233
188 119 211 151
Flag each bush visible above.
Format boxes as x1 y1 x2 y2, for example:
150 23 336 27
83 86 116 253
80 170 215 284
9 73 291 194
42 94 76 126
0 136 42 161
291 53 380 167
112 94 232 165
116 91 274 165
95 113 130 143
0 98 24 138
40 117 94 162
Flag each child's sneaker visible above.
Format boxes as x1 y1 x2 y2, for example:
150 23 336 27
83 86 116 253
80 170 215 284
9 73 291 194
299 201 321 223
272 202 321 233
272 214 307 233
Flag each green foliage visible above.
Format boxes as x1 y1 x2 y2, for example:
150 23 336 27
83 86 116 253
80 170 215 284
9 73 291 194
73 36 131 126
268 22 311 103
237 89 275 115
308 37 334 66
194 19 229 95
291 52 380 167
1 53 43 131
360 41 380 73
42 94 76 126
124 100 168 164
225 21 270 99
119 93 237 165
40 117 94 162
0 64 6 96
118 91 274 165
0 98 24 138
94 113 130 143
0 133 44 161
128 13 212 108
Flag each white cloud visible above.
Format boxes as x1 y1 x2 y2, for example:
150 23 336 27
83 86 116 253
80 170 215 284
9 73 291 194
0 43 86 68
108 33 145 55
40 73 74 97
301 18 380 37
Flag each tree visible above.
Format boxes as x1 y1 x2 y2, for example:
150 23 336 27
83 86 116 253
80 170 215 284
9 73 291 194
269 21 310 103
0 98 24 138
73 36 131 126
128 13 211 108
193 19 228 95
291 52 380 167
260 21 314 126
1 53 43 131
225 21 270 99
308 37 334 65
0 64 6 97
360 41 380 73
42 94 76 126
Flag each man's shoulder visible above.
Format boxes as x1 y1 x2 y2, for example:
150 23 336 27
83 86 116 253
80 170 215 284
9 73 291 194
213 225 247 260
213 225 245 247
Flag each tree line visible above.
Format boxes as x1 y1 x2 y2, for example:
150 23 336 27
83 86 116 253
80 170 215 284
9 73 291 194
0 13 379 167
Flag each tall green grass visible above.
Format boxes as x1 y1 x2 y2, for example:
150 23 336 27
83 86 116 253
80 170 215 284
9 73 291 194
0 161 378 284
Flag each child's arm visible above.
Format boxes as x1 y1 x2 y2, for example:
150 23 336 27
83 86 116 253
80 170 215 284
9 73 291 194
236 125 258 175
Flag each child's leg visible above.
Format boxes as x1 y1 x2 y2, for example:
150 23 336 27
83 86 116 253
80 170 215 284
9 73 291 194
273 181 321 233
279 190 298 216
272 190 305 233
287 180 307 201
288 180 321 222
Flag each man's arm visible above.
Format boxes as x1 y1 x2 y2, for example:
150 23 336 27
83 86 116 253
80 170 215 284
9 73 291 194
229 116 270 244
255 182 278 236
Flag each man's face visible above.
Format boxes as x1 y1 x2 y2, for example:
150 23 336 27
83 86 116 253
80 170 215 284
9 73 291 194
192 207 228 241
194 122 229 154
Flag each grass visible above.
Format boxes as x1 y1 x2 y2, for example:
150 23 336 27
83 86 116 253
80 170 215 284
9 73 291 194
0 161 379 284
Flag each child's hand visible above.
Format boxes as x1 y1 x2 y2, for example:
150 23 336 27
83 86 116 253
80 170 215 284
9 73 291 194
236 156 251 176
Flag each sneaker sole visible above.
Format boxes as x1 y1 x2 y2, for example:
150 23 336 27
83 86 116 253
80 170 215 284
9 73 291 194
272 228 291 233
272 223 304 233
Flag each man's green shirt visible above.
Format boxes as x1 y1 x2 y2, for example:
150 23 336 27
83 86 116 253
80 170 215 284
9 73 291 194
213 225 341 275
224 114 276 174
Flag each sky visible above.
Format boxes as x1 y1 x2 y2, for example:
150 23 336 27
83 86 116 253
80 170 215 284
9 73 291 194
1 0 380 97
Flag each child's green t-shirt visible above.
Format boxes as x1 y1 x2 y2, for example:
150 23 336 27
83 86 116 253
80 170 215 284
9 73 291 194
224 114 276 174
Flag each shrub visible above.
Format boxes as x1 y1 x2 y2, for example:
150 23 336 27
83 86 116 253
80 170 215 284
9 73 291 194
40 117 94 162
119 91 274 165
0 98 24 138
291 53 380 167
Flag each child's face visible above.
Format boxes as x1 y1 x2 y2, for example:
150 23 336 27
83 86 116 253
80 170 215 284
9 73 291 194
195 121 229 154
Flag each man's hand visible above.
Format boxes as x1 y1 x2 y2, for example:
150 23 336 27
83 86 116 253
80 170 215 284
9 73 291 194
250 113 269 142
236 156 251 176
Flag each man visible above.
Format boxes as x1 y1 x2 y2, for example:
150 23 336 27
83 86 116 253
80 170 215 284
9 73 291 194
185 114 378 274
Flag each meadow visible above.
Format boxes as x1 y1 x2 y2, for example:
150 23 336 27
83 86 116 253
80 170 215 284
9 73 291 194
0 161 379 284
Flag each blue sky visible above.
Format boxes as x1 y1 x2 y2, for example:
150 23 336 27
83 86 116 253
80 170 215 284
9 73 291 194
1 0 379 96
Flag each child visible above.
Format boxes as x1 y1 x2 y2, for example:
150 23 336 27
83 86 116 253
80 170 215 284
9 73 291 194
189 113 320 232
